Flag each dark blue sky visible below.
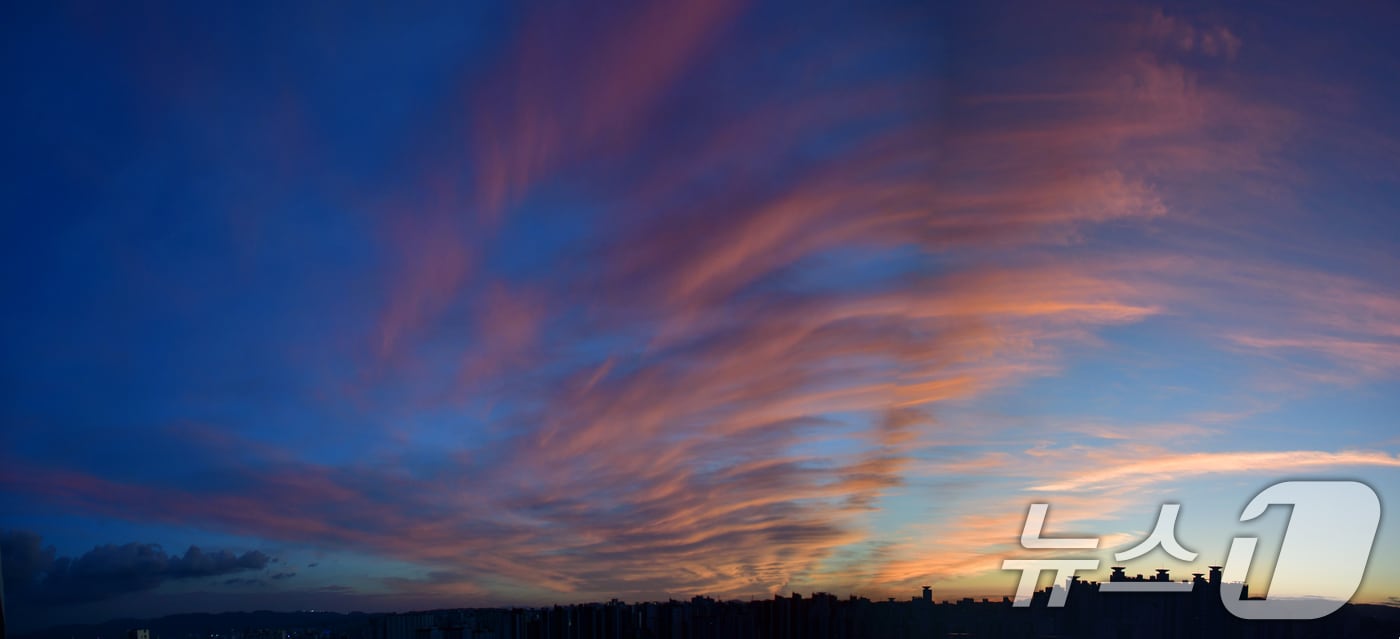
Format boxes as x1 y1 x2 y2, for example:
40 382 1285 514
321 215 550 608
3 0 1399 631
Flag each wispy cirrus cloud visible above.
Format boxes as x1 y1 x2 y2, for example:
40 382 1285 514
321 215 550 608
4 0 1399 618
1031 449 1400 492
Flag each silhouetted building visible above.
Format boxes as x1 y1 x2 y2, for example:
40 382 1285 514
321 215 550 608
358 579 1368 639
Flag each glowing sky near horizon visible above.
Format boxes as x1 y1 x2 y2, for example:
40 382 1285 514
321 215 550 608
3 0 1400 630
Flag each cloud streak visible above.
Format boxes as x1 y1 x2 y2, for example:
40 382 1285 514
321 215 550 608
2 0 1399 619
1032 449 1400 492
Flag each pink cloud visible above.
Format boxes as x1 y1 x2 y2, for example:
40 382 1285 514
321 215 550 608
1033 449 1400 492
10 0 1397 608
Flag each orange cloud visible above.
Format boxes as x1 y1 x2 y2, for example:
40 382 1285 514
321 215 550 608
1033 449 1400 492
12 0 1395 608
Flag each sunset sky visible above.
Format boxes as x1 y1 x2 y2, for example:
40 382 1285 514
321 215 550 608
3 0 1399 631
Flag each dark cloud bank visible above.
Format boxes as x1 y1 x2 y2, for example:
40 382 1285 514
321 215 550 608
1 530 271 606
